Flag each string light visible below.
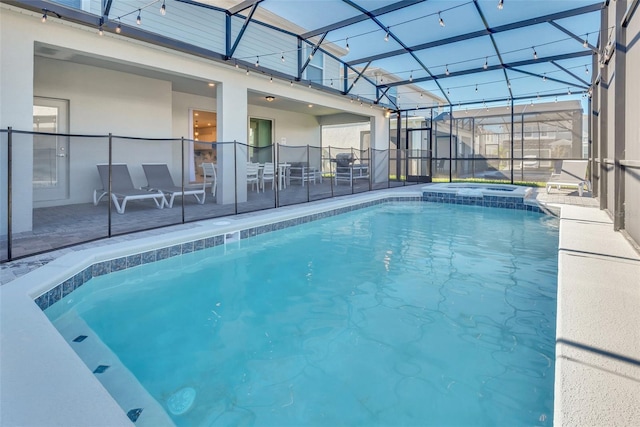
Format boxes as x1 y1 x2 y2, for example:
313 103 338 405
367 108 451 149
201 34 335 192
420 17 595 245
98 24 103 36
445 64 450 76
483 57 488 70
542 73 547 82
345 37 350 52
116 18 122 33
136 9 141 25
41 10 47 23
583 33 589 48
270 76 273 83
555 96 558 103
498 0 504 10
438 12 445 27
290 81 293 86
532 47 538 60
281 52 285 62
447 88 450 96
409 71 413 82
309 52 314 59
160 0 166 15
384 30 389 42
475 84 478 92
567 87 571 95
246 68 249 75
255 56 260 67
585 65 589 74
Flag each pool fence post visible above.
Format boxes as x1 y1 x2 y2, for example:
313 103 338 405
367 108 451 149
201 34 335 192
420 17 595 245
108 133 112 238
181 137 185 223
7 127 12 261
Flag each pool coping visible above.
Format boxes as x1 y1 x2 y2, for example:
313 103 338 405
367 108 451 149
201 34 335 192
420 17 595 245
1 189 638 426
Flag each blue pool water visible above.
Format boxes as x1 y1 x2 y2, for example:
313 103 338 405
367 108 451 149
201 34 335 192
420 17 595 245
47 202 559 426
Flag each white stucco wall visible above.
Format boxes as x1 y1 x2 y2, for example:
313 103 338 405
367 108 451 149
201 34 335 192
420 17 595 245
0 4 388 233
33 56 173 208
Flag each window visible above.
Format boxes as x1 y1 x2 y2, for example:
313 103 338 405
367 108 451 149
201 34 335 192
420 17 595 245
305 47 323 83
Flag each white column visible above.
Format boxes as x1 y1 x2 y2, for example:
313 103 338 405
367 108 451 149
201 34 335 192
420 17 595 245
370 115 390 184
0 12 35 234
216 81 248 204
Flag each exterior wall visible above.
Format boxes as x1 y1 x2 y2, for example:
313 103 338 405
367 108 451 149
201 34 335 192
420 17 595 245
34 56 173 208
248 104 320 149
0 4 389 233
89 0 226 52
624 3 640 244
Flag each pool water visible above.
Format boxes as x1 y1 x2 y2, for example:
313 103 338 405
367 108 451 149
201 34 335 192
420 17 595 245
47 202 559 426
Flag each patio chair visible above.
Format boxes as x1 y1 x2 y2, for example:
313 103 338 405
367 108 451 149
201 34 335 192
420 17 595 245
94 164 166 214
334 153 369 186
260 162 275 192
142 163 206 208
200 162 217 198
246 162 260 192
545 160 591 196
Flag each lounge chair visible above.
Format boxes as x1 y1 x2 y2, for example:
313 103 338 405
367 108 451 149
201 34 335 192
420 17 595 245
200 162 217 198
142 163 206 208
545 160 591 196
94 164 166 214
334 153 369 186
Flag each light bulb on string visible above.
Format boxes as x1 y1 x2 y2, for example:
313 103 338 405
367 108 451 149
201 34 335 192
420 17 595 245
583 33 589 48
438 12 445 27
160 0 166 16
98 24 103 36
409 71 413 82
445 64 450 76
384 30 389 42
567 87 571 95
116 19 122 33
483 57 488 70
475 84 478 93
498 0 504 10
585 65 589 74
136 9 141 25
281 52 285 62
533 47 538 60
255 56 260 67
542 73 547 82
270 76 273 83
345 38 350 52
42 11 48 23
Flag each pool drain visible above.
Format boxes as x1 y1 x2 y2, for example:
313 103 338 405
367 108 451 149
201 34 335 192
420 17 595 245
167 387 196 415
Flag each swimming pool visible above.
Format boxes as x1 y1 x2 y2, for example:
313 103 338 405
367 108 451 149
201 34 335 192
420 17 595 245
45 201 558 426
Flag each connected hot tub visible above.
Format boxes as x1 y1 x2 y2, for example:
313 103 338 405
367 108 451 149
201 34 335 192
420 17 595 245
422 182 541 211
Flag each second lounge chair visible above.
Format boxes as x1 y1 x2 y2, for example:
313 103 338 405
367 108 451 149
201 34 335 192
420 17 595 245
94 164 166 214
142 163 206 208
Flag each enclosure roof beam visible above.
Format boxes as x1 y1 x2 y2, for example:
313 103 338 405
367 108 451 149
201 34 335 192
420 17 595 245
342 0 451 104
382 50 592 88
472 0 512 99
227 2 260 58
347 3 602 65
227 0 263 16
301 0 426 39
